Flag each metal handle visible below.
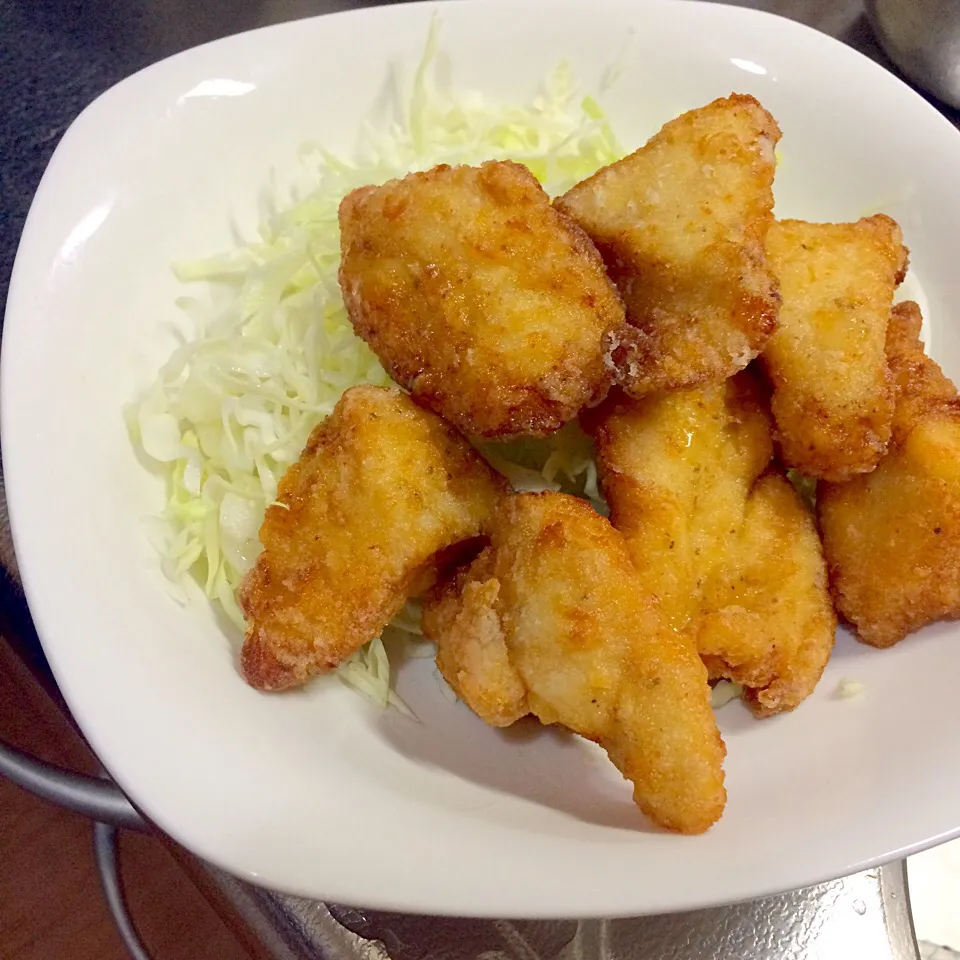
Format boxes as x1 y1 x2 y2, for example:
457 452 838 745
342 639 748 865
94 821 155 960
0 739 156 957
0 738 146 830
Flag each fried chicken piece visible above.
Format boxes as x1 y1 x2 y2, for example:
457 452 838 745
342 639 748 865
423 492 726 834
762 215 908 481
426 550 530 729
885 300 958 447
586 372 835 715
819 302 960 647
238 385 506 691
555 94 781 397
585 373 773 628
338 161 627 439
694 472 836 716
819 416 960 647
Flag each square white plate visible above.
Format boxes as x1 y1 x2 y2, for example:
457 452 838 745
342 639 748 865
5 0 960 919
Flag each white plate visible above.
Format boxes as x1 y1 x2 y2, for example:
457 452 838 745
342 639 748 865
5 0 960 920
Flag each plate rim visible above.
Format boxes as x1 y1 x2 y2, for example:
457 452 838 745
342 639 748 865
5 0 960 918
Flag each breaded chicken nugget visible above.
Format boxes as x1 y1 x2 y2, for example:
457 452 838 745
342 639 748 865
427 550 529 728
819 303 960 647
556 94 781 396
338 161 627 439
762 216 908 481
695 472 836 716
238 385 506 691
586 372 835 715
585 373 773 629
423 492 726 834
819 416 960 647
886 300 957 447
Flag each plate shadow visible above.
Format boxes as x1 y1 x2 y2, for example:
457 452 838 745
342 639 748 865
375 660 658 833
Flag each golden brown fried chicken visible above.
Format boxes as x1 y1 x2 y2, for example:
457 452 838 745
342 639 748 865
885 300 957 447
586 373 773 630
762 216 908 481
423 492 726 835
586 372 835 715
238 385 506 691
555 94 781 397
426 550 530 729
694 472 836 717
819 302 960 648
338 161 627 439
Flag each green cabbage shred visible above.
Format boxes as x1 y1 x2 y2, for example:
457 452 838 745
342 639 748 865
127 21 624 708
786 468 817 511
710 680 743 709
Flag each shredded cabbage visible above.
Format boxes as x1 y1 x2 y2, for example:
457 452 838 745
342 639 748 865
126 20 624 708
786 468 817 511
710 681 743 710
478 422 606 514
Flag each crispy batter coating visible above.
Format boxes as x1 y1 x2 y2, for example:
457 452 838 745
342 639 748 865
694 472 836 717
555 94 781 396
762 216 908 481
585 373 773 630
238 385 506 691
819 302 960 647
886 300 957 447
819 417 960 647
586 372 835 715
426 550 530 729
422 492 726 834
338 161 627 439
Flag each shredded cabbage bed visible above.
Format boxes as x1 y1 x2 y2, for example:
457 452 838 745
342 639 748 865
126 24 627 708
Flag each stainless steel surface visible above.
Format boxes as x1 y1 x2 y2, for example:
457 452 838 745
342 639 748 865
0 739 145 830
207 869 387 960
866 0 960 110
93 822 154 960
202 862 917 960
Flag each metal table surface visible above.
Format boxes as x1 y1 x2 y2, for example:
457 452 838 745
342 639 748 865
205 861 922 960
1 0 957 957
